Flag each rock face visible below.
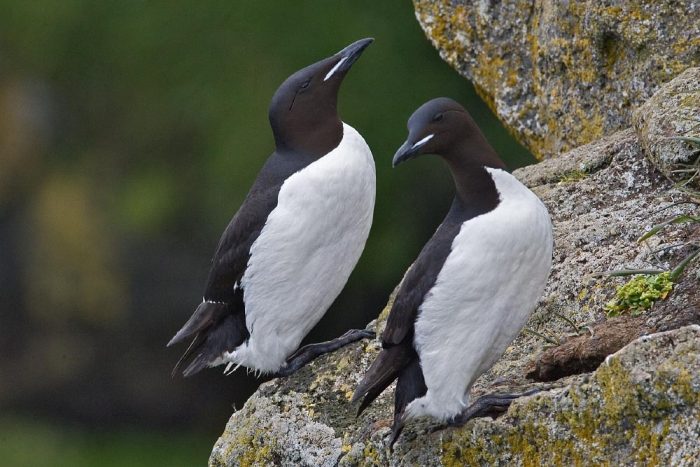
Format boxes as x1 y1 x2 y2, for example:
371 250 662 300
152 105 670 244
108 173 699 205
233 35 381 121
412 0 700 159
209 116 699 465
209 10 700 465
633 67 700 187
441 325 700 466
211 326 700 466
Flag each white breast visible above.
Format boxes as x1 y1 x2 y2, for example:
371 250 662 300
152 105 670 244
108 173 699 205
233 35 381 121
228 123 376 373
406 168 553 421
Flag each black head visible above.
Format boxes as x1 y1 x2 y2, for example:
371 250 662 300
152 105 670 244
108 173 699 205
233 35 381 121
392 97 506 170
269 38 373 156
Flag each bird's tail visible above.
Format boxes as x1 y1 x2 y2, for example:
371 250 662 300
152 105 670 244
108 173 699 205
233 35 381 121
351 343 414 415
167 301 228 347
170 312 249 377
389 357 427 448
168 301 249 377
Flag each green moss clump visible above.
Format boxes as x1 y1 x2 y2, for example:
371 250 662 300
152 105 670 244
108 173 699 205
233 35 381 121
604 272 673 317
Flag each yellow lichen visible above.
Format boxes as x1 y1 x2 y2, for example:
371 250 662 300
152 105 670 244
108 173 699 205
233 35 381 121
232 430 276 467
440 333 698 465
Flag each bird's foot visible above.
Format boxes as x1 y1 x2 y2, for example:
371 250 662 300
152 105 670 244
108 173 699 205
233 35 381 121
431 388 542 432
273 328 375 378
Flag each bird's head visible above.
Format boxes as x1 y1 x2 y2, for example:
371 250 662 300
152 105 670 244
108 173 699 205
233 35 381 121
269 38 373 155
392 97 505 170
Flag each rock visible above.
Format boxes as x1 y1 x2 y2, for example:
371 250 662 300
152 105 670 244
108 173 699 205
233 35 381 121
633 67 700 187
439 325 700 466
209 124 700 465
209 326 700 465
412 0 700 159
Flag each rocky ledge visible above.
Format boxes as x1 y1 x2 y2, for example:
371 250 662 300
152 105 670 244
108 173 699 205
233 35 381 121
208 69 700 465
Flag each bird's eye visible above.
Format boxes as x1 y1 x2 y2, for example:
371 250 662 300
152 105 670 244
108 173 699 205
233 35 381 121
300 79 311 90
432 113 444 122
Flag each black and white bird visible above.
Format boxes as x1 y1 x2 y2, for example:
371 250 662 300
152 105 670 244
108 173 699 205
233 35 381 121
168 38 376 378
352 97 553 445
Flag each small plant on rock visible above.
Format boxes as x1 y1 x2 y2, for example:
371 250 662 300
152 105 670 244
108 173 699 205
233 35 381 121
602 131 699 317
604 272 674 317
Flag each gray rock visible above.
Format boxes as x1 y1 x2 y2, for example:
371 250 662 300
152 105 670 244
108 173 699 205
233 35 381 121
633 67 700 187
209 124 700 465
412 0 700 159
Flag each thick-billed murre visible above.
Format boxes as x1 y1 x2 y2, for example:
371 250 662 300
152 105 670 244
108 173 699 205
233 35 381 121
352 97 553 445
168 38 376 377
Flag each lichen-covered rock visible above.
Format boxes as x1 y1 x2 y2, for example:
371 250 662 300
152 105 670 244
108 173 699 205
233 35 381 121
209 124 699 465
633 67 700 187
210 392 342 467
440 325 700 466
209 325 700 466
412 0 700 159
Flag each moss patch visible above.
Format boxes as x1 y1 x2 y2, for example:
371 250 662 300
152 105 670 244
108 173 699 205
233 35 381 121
605 272 674 317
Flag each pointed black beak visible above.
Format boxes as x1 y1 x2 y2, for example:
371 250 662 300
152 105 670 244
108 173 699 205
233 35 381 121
392 134 434 167
324 38 374 81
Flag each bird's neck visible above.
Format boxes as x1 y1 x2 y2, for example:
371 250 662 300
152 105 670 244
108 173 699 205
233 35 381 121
444 144 503 215
273 117 343 158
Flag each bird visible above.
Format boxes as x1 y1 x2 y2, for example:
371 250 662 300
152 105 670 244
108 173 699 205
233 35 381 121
168 38 376 378
352 97 553 446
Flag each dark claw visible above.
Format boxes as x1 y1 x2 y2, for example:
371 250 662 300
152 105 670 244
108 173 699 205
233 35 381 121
446 388 542 428
273 328 375 378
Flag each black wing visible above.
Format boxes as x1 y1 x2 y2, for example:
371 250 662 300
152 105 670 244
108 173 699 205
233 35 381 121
203 149 318 302
382 210 463 346
352 202 463 418
169 150 315 375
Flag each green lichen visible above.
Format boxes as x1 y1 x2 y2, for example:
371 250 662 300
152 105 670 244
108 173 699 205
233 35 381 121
361 443 384 466
557 169 588 183
413 0 700 159
440 331 699 465
221 429 276 467
604 272 673 316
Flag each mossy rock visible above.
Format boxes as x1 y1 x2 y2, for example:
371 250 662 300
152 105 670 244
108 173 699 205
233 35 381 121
209 326 700 466
412 0 700 159
210 126 700 465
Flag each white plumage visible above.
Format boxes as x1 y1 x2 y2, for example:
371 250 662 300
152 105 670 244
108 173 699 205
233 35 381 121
222 123 376 373
406 168 552 421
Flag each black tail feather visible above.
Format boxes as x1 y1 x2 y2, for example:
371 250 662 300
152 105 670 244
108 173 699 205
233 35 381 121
171 312 249 377
167 301 228 347
390 357 427 448
171 332 206 377
352 343 413 416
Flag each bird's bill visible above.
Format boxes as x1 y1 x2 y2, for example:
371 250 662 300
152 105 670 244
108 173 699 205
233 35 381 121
323 37 374 81
392 133 434 167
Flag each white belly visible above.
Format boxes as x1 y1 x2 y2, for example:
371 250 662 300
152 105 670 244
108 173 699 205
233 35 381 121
407 168 553 421
230 123 375 373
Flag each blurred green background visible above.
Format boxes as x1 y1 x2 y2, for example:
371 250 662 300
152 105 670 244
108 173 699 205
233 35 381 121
0 1 533 465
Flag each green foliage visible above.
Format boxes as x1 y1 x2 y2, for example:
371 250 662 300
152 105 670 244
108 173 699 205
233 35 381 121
604 272 673 317
638 213 700 242
0 417 210 467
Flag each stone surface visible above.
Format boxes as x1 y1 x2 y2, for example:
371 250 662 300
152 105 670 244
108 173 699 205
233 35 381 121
633 67 700 187
209 124 700 465
412 0 700 159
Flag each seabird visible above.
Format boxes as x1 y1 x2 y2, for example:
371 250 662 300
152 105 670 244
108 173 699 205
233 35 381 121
168 38 376 378
352 97 553 445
